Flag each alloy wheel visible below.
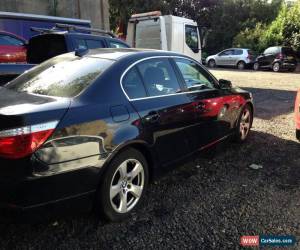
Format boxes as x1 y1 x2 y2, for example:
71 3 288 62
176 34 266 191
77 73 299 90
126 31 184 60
239 109 251 140
237 61 245 70
273 63 280 72
209 60 216 68
253 62 259 71
110 159 145 214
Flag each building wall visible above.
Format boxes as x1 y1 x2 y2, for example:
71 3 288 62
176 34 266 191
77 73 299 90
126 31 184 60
0 0 110 29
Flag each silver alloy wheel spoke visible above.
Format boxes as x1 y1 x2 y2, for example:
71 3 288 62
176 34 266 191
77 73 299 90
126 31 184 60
129 163 143 180
119 162 127 179
110 184 120 199
243 111 249 121
129 184 142 198
240 109 251 140
119 191 128 213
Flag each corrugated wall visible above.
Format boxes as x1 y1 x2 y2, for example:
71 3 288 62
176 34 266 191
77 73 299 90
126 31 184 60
0 0 110 29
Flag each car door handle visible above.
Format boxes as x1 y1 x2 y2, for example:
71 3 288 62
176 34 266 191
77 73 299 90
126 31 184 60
145 111 160 123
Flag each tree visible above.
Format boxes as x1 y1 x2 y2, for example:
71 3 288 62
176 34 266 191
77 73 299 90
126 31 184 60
234 0 300 53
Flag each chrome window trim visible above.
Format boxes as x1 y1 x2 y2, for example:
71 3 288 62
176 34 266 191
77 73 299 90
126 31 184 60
120 55 218 101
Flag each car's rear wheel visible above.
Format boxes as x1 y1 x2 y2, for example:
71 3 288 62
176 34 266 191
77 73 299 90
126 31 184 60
208 59 216 68
237 61 245 70
272 62 281 72
253 62 259 71
234 104 253 142
97 148 149 221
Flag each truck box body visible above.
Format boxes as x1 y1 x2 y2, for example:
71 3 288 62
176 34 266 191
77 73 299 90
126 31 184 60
127 13 201 62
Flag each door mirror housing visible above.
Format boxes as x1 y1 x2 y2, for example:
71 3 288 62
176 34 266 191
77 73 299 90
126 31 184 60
219 79 232 89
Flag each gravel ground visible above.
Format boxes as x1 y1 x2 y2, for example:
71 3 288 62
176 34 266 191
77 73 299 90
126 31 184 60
0 69 300 250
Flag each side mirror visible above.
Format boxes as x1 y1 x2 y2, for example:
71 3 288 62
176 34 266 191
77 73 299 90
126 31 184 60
219 79 232 89
191 47 200 53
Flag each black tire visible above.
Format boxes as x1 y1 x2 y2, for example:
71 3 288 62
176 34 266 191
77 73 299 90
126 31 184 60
97 148 149 222
272 62 281 72
237 61 246 70
253 62 259 71
233 104 253 143
208 59 216 68
296 129 300 141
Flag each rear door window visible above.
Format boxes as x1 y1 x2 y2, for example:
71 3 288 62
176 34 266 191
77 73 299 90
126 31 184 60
234 49 243 55
122 67 147 99
74 38 87 50
86 39 105 49
6 54 113 97
109 41 128 48
74 39 105 50
136 58 181 97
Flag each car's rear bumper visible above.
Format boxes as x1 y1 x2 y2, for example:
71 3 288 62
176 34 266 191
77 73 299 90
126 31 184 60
0 165 101 223
0 190 95 223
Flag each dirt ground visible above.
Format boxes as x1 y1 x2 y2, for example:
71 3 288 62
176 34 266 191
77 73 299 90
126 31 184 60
0 69 299 250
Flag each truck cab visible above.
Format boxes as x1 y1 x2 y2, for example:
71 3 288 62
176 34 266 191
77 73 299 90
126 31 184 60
126 11 201 62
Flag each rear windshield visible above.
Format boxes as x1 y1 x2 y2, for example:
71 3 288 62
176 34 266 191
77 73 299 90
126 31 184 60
27 34 68 64
6 54 113 97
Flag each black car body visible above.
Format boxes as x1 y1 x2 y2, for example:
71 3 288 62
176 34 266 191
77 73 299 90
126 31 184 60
0 49 254 222
254 46 297 72
0 31 129 85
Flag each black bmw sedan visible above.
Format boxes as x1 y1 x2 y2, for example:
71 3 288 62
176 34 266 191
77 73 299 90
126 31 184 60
0 49 253 222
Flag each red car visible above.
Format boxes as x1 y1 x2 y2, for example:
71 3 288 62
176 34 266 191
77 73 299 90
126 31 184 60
0 31 27 63
295 89 300 140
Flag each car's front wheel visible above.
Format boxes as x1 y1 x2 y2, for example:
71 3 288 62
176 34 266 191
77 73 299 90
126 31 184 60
234 104 253 142
208 59 216 68
97 148 149 221
272 62 281 72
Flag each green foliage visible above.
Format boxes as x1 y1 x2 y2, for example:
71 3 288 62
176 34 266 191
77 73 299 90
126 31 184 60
233 22 266 52
235 1 300 52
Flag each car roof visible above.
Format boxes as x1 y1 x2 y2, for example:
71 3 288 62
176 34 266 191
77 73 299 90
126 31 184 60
227 48 249 50
85 48 186 61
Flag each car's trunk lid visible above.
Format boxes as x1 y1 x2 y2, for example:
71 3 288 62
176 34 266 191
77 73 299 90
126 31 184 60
0 86 70 131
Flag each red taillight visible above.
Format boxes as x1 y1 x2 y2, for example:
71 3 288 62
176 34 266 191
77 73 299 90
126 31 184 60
0 121 58 159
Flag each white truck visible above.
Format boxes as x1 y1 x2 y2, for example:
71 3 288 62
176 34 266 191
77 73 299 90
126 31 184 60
126 11 202 62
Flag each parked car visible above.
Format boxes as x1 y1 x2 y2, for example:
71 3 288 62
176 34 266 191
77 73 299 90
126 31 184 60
294 89 300 140
206 48 254 70
253 46 297 72
0 31 27 63
0 25 129 85
0 48 254 222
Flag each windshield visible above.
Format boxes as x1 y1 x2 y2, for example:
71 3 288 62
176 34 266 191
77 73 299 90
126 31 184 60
6 54 114 98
